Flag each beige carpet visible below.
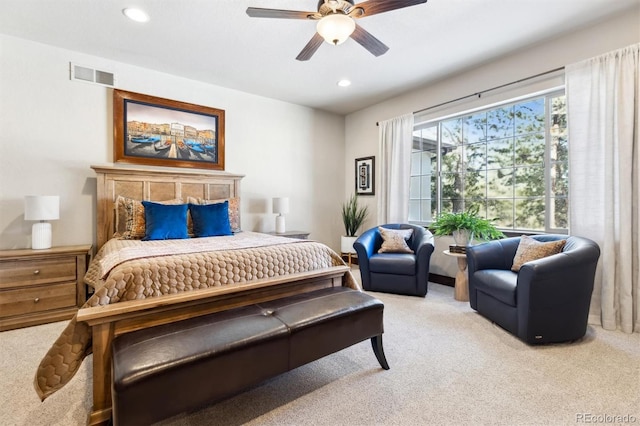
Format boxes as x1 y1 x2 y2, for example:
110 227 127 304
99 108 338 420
1 280 639 426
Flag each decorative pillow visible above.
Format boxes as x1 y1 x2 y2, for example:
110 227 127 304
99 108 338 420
114 196 183 239
141 201 189 241
511 235 566 272
189 201 233 237
378 227 414 254
187 196 241 233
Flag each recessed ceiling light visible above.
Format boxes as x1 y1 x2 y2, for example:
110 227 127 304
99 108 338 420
122 8 150 23
337 79 351 87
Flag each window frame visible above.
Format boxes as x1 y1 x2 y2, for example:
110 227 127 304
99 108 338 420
410 88 568 234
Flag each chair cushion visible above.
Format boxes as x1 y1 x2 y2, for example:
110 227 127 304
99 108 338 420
377 227 414 253
472 269 518 307
368 253 415 275
511 235 566 271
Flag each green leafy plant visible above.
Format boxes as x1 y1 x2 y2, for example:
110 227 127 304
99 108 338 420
341 194 369 237
430 206 505 242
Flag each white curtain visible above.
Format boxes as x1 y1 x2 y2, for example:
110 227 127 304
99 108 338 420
566 43 640 333
377 113 414 224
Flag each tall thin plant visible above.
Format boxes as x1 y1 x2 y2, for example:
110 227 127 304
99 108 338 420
341 194 369 237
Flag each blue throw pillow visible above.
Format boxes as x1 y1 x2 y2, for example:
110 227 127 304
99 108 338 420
189 201 232 237
141 201 189 240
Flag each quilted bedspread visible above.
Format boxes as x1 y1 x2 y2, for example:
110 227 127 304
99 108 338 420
34 232 358 400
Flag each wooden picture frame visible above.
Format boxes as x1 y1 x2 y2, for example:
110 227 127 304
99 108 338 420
113 89 225 170
355 156 375 196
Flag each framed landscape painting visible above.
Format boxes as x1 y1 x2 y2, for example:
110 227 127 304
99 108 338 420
355 156 375 196
113 89 225 170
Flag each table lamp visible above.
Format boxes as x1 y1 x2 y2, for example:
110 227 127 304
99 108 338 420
24 195 59 249
272 197 289 234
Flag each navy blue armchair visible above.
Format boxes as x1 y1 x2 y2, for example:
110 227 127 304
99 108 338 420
467 235 600 344
353 224 434 297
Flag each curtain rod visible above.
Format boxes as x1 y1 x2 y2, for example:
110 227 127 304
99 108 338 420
376 66 565 126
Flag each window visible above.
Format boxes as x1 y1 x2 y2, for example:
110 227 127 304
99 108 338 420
410 91 568 233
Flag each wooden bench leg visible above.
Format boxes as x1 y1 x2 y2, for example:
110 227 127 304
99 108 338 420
370 335 390 370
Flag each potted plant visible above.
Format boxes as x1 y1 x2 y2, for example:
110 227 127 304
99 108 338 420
340 194 369 254
430 206 504 246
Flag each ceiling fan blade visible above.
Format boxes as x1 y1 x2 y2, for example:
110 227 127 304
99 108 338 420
350 24 389 57
296 33 325 61
246 7 315 19
355 0 428 17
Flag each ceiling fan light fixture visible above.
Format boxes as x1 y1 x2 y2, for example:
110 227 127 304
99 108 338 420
122 8 150 23
316 13 355 45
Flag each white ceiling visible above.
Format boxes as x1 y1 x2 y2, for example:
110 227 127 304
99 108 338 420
1 0 638 115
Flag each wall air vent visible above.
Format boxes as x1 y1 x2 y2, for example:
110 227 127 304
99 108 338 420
70 62 116 87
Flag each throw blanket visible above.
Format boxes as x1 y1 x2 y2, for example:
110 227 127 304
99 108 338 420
34 233 358 400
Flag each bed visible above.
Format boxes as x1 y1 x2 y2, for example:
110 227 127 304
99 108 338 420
34 165 356 426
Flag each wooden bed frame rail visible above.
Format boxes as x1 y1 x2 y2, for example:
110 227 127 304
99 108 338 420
77 265 351 426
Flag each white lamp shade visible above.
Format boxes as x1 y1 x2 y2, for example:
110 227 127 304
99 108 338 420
25 196 60 221
316 14 355 45
272 197 290 215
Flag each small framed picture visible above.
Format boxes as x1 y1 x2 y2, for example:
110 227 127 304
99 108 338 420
355 156 375 196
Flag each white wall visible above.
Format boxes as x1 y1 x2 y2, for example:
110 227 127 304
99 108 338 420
0 35 346 252
344 8 640 277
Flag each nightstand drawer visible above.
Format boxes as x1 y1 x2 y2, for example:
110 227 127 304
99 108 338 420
0 282 77 318
0 245 91 331
0 257 76 289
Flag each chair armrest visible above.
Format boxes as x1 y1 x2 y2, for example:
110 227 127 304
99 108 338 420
415 234 435 265
517 249 599 307
515 241 599 341
353 227 381 291
415 236 434 284
353 227 379 261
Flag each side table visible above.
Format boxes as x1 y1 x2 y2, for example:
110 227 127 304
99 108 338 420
443 250 469 302
0 244 92 331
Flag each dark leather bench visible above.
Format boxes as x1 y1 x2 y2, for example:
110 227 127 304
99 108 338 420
111 286 389 425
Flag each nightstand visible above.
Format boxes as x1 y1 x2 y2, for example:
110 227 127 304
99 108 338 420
0 244 92 331
341 252 358 267
266 231 310 239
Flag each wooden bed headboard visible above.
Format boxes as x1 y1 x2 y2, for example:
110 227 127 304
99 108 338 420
91 165 244 250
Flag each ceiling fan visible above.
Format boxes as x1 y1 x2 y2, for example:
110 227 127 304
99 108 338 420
246 0 428 61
